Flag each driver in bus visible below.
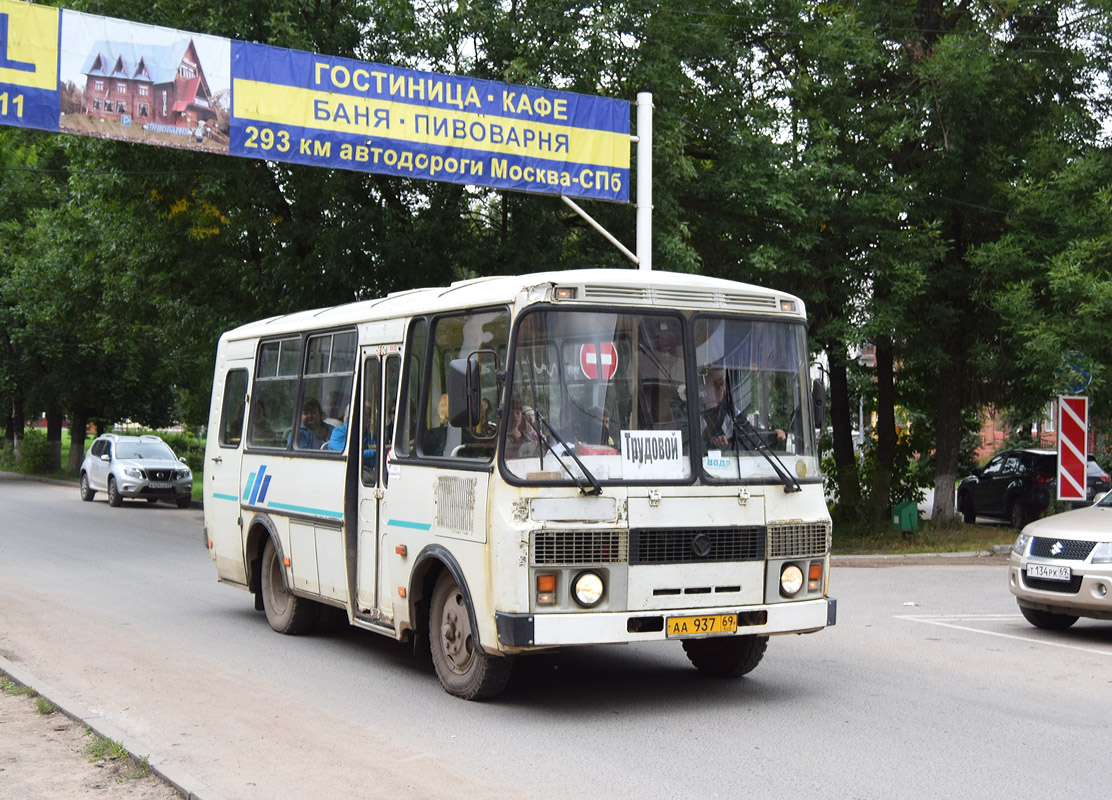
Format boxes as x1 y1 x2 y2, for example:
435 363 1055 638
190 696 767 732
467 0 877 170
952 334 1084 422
701 368 784 450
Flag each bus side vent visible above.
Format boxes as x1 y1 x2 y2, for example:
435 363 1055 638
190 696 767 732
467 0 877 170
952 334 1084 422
630 527 765 565
531 530 628 565
767 522 831 559
435 476 476 533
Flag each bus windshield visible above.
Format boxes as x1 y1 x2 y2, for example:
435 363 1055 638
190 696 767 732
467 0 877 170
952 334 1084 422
503 308 817 485
694 316 816 483
506 309 690 483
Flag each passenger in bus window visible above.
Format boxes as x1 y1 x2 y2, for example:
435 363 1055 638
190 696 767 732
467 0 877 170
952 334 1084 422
292 397 333 450
250 400 277 446
421 394 450 455
505 400 537 458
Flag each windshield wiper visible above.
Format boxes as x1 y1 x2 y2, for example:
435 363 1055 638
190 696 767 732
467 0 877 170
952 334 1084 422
731 414 802 493
527 412 602 496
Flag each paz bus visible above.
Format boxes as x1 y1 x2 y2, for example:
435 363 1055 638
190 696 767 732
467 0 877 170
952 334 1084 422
203 269 836 699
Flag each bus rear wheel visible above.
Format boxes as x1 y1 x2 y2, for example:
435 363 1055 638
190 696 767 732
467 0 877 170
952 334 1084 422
260 538 319 635
682 634 768 678
429 571 513 700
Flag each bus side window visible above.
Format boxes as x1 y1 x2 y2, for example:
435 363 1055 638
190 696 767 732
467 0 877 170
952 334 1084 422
394 319 427 459
382 354 399 484
299 330 357 453
249 337 301 449
423 309 508 460
360 356 381 486
219 369 248 447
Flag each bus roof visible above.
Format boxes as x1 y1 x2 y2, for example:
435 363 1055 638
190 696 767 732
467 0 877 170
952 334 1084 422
222 269 805 341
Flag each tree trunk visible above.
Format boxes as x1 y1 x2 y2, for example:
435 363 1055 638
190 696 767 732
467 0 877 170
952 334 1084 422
10 393 25 462
865 338 897 526
45 408 64 472
931 354 964 523
67 409 90 473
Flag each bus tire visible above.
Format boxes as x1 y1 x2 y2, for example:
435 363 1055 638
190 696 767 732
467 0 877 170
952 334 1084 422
429 571 512 700
682 634 768 678
260 537 319 635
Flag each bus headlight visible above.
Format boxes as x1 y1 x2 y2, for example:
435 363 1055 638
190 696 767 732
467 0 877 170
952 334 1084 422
572 571 605 607
780 564 804 597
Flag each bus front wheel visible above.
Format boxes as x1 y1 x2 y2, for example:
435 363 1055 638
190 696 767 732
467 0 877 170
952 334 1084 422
429 571 513 700
682 634 768 678
260 538 319 635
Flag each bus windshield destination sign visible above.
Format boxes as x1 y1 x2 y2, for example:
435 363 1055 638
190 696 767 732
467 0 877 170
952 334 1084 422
0 0 630 201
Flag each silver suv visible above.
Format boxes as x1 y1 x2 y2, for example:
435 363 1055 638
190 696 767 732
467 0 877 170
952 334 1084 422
79 434 193 508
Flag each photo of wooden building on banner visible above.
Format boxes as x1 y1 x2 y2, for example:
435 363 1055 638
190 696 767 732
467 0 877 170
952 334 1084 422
78 38 217 137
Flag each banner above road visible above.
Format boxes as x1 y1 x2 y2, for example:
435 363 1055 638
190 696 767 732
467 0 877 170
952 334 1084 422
0 0 631 202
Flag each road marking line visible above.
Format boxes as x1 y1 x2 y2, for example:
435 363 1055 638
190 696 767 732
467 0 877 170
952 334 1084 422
895 614 1112 657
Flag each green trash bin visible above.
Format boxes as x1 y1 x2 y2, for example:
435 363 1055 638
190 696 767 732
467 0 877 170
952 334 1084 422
892 500 919 534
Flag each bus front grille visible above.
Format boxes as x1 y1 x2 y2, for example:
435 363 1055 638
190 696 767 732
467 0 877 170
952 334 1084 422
630 527 765 565
531 530 628 566
767 522 831 558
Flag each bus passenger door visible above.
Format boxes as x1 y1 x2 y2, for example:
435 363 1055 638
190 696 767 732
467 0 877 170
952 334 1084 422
206 362 251 585
355 350 400 622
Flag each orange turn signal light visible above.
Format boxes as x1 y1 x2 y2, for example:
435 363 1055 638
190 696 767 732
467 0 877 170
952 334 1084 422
537 574 557 593
808 563 823 592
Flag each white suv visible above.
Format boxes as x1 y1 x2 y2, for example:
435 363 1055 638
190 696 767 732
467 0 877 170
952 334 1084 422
79 434 193 508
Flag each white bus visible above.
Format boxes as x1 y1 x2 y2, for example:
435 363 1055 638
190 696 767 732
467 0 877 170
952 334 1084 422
203 269 836 699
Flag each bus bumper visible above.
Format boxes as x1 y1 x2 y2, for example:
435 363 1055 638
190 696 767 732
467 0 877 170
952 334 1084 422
496 597 836 648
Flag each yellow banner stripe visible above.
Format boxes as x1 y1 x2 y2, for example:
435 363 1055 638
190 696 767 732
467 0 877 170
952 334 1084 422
0 0 58 91
233 78 630 169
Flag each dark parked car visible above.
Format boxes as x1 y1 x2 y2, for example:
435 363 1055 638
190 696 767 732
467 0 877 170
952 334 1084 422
1087 455 1110 503
957 449 1057 529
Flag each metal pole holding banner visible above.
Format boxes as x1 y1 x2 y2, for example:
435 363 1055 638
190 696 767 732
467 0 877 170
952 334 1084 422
636 92 653 271
560 92 652 270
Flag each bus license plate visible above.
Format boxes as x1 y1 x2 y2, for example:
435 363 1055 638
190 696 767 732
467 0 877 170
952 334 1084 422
1027 563 1071 581
665 613 737 638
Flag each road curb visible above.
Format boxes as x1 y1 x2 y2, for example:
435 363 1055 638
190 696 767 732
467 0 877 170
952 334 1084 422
0 654 225 800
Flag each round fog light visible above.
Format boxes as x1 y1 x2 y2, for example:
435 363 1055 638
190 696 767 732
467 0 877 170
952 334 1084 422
780 564 804 597
572 571 605 607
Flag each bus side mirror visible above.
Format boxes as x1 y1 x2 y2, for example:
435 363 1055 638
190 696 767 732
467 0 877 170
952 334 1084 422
448 356 481 428
812 377 826 430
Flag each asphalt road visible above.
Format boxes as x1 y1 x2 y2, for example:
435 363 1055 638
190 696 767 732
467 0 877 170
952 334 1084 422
1 476 1110 800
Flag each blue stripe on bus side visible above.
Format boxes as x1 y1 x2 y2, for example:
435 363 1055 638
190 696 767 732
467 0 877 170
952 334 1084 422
387 519 432 531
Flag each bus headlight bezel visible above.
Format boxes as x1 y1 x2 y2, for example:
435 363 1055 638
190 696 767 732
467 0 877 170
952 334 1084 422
571 570 605 608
